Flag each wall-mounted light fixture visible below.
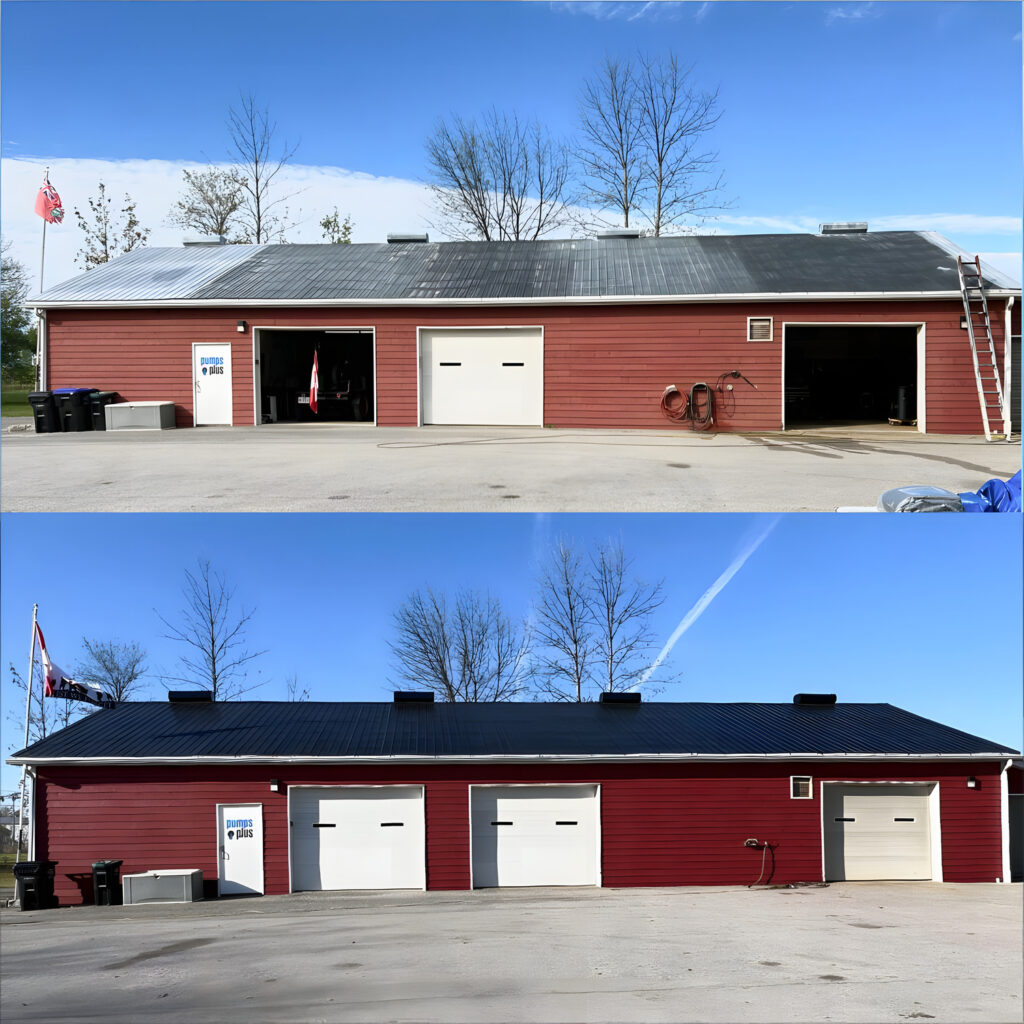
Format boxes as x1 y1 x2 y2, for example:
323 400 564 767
967 776 978 789
960 317 968 330
269 778 281 793
237 320 248 333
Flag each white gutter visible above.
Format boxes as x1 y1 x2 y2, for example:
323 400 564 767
6 751 1015 768
1005 297 1015 437
28 290 1020 311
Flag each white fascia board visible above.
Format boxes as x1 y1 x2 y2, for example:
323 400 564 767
28 290 1019 311
8 751 1016 768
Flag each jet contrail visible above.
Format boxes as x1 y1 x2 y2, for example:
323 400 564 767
638 517 779 686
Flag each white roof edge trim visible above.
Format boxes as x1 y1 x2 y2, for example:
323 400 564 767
28 290 1019 310
6 752 1015 767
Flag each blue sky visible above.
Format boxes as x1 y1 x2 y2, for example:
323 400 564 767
1 1 1021 287
2 512 1021 795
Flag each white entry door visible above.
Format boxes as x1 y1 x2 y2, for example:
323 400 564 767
421 327 543 425
471 785 600 888
217 803 264 895
823 785 933 881
193 343 233 425
289 787 426 891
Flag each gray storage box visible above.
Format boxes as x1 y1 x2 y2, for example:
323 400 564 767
122 869 203 905
105 401 177 431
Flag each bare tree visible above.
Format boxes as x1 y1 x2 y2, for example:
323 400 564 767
636 54 726 235
157 559 266 700
168 167 246 240
7 664 84 744
589 541 665 692
73 182 150 268
531 539 667 700
578 56 646 229
531 541 595 701
390 588 530 701
74 638 148 703
285 673 310 702
227 93 300 243
426 109 577 240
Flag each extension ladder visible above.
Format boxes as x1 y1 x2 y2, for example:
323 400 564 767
957 255 1006 441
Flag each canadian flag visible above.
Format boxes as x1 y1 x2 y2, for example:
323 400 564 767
310 351 319 414
36 624 114 708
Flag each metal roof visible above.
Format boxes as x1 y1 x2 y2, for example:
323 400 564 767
8 701 1016 763
29 231 1020 307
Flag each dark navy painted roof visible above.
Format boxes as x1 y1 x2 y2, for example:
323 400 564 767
9 701 1016 761
29 231 1020 306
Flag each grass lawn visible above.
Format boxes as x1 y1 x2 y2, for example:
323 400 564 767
2 385 33 418
0 852 16 889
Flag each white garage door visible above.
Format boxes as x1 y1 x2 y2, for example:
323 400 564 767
290 787 425 891
421 327 543 425
823 785 933 881
471 785 599 888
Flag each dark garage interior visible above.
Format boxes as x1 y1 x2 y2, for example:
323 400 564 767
785 325 918 427
258 329 374 423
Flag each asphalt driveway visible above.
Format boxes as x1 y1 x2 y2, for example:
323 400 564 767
2 422 1019 512
1 883 1020 1023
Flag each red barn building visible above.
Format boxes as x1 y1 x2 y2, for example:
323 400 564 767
30 228 1020 436
8 693 1017 905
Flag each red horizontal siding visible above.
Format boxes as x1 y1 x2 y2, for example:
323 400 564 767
44 298 1004 434
34 759 1004 905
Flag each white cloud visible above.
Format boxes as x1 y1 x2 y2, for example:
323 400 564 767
550 1 690 22
2 156 437 291
825 2 879 25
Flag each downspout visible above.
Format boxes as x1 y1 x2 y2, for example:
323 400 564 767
1004 297 1014 437
1000 758 1012 883
27 767 37 862
35 309 47 391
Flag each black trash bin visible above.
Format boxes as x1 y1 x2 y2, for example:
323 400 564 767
894 385 916 423
88 391 118 431
91 859 124 905
12 860 58 910
27 392 60 433
52 387 98 431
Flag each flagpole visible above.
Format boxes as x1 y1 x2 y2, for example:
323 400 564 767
16 604 39 864
39 168 48 294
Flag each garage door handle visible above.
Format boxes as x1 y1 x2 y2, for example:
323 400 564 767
502 362 525 367
555 821 578 826
834 817 855 822
313 823 336 828
380 822 404 827
491 821 513 826
439 362 461 367
894 817 915 822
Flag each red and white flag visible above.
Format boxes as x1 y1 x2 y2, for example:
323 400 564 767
310 351 319 414
34 176 65 224
36 624 114 708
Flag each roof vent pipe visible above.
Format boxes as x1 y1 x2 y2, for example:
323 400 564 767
183 237 228 246
393 691 435 703
168 690 214 703
597 229 641 240
599 692 642 704
793 693 837 705
386 234 429 244
819 223 868 234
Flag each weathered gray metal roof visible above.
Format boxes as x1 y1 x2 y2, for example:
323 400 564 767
8 700 1017 763
29 232 1020 307
33 244 266 303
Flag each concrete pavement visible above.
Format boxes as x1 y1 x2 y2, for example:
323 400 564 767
2 423 1019 512
0 883 1020 1023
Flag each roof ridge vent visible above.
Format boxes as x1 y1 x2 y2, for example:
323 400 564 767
599 692 642 704
597 229 641 240
793 693 837 705
387 234 429 244
168 690 214 703
819 223 868 234
393 691 435 703
183 236 228 246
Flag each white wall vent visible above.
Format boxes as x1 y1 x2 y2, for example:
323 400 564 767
747 317 773 342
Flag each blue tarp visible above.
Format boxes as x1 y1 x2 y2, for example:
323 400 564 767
958 470 1022 513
